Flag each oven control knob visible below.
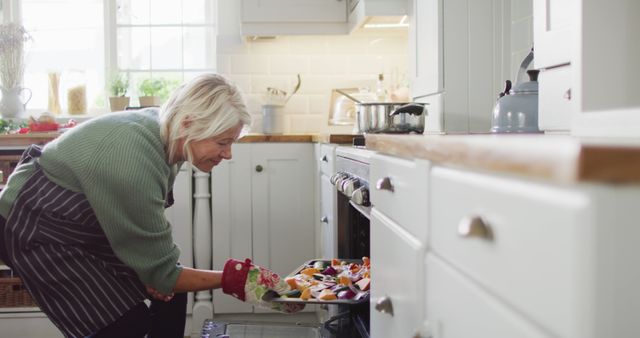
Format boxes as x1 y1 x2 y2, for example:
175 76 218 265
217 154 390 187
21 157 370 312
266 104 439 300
336 176 350 192
339 177 356 194
351 186 370 206
330 172 345 185
343 178 361 196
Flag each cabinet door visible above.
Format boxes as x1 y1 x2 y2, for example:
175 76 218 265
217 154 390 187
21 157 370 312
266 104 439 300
408 0 442 99
242 0 347 23
319 174 337 259
430 166 590 337
211 144 254 314
426 254 549 338
164 164 194 314
370 208 425 338
251 143 316 277
533 0 574 69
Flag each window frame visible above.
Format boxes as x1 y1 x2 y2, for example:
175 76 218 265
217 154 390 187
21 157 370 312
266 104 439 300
1 0 218 115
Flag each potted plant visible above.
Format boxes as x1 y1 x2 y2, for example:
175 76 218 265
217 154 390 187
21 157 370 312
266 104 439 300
108 73 130 112
138 78 163 107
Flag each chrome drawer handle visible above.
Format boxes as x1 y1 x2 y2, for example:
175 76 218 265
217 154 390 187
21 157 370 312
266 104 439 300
375 296 394 316
320 216 328 223
458 215 493 240
376 177 394 192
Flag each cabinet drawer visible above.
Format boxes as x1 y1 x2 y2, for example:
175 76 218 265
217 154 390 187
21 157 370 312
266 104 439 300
318 144 335 176
538 65 572 132
430 167 590 337
370 209 425 338
370 153 428 241
426 254 549 338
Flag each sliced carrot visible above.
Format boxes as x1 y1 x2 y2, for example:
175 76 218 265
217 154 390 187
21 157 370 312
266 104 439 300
300 288 312 300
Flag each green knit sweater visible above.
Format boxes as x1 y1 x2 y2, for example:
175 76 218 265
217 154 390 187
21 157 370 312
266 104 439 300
0 108 182 294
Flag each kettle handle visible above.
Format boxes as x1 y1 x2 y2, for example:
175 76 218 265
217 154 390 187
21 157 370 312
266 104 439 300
389 103 427 116
515 48 534 86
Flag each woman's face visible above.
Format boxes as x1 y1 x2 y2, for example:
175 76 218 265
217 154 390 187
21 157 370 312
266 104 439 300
186 123 244 172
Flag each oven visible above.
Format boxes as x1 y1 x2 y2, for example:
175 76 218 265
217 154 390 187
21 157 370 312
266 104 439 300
328 144 374 338
200 143 374 338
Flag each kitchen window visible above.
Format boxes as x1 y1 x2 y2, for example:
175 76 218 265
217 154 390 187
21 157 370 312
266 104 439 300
1 0 217 115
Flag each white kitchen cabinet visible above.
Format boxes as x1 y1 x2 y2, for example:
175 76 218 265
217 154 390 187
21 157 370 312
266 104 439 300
368 153 429 338
317 144 338 259
426 253 549 338
533 0 574 70
408 0 442 99
347 0 407 32
533 0 575 133
428 165 640 338
411 0 509 133
370 208 425 338
241 0 348 36
210 143 316 314
370 153 429 242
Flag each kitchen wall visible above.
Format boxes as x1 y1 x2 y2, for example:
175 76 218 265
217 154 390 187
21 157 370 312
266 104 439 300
509 0 533 80
216 1 407 134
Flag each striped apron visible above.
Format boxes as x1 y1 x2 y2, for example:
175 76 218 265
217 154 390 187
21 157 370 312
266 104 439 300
3 145 149 337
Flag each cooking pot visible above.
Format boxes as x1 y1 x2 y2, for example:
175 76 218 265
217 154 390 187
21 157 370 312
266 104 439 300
355 102 426 134
336 90 426 134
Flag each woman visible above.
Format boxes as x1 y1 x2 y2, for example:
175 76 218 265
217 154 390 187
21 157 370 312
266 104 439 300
0 74 298 338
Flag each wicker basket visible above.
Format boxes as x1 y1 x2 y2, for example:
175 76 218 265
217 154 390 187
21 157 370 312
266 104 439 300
0 277 38 307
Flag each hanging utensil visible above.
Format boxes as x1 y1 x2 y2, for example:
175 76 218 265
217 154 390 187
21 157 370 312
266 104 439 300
284 74 301 104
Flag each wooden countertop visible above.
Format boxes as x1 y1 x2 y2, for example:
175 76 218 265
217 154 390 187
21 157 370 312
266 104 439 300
238 134 358 144
0 132 60 147
0 132 358 148
366 134 640 184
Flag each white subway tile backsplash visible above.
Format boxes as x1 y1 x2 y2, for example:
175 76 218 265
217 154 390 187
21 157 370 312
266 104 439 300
269 55 311 75
289 114 324 133
219 32 408 133
230 55 270 75
309 55 349 75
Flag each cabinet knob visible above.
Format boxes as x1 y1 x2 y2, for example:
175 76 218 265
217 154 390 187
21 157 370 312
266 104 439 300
563 88 572 100
320 216 329 223
376 177 394 192
320 155 328 162
458 215 493 240
255 164 263 173
375 296 394 316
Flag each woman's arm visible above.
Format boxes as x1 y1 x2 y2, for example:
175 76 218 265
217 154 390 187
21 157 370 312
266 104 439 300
172 267 223 293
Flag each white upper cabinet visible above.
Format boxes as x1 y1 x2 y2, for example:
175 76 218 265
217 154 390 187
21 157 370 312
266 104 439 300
241 0 348 35
408 0 442 99
347 0 407 32
533 0 575 69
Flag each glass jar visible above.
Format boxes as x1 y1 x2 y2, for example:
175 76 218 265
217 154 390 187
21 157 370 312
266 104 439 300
65 70 87 115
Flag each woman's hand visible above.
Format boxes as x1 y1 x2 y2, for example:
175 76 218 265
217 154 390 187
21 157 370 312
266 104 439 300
146 285 174 302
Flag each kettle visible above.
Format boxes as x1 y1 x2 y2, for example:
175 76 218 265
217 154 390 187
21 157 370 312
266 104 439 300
491 49 542 133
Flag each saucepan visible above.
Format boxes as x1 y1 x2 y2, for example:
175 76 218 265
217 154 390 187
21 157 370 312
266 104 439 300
336 89 426 134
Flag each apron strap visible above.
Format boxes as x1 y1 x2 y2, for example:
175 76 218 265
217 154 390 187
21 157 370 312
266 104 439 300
18 144 43 166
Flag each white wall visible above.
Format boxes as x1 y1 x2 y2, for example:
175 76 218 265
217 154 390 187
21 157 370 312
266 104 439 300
216 0 407 134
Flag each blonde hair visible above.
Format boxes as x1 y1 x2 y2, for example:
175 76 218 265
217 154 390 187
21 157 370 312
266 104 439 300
159 73 252 163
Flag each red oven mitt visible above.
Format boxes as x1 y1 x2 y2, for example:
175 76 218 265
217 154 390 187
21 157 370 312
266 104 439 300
221 258 305 314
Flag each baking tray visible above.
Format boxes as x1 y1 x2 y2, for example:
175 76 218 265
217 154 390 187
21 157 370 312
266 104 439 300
267 258 369 305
